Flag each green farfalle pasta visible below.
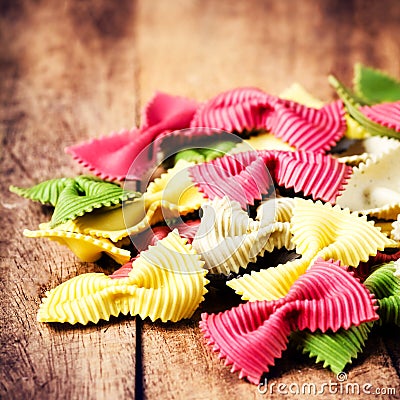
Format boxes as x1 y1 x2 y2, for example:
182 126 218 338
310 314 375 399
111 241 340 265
354 63 400 104
175 141 236 164
291 322 373 374
291 262 400 374
10 176 141 228
10 177 74 206
364 262 400 325
329 75 400 140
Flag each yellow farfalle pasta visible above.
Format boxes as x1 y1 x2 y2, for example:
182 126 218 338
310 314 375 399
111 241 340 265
73 159 205 242
24 228 131 265
280 83 325 109
192 197 294 275
229 134 295 154
228 198 398 301
37 231 208 324
336 145 400 220
227 256 311 301
292 200 397 266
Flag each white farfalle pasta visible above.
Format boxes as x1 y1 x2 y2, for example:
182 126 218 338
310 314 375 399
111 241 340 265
192 197 294 275
336 145 400 220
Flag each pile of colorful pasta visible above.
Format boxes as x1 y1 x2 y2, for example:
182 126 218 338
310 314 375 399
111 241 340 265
10 64 400 384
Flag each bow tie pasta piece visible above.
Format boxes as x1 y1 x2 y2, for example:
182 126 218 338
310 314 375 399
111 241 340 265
10 177 75 206
293 261 400 374
24 228 131 264
10 176 140 228
336 146 400 220
66 93 199 181
292 200 398 266
74 160 205 242
189 150 352 208
353 63 400 104
329 75 400 140
190 87 346 153
291 323 373 375
228 199 397 301
192 197 293 275
37 230 208 324
200 259 378 384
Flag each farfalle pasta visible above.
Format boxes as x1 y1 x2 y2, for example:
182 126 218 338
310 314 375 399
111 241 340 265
189 150 352 208
10 175 140 227
228 198 397 301
38 231 208 324
190 87 346 152
24 227 131 264
192 197 294 275
200 258 378 384
336 145 400 219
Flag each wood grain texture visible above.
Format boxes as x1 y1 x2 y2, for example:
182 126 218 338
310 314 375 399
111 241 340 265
1 1 138 399
1 0 400 399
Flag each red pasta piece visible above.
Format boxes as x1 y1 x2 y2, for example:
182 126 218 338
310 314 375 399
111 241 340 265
66 92 199 181
359 101 400 132
110 257 137 279
189 151 273 208
189 150 352 207
200 258 378 384
350 250 400 281
190 87 273 132
263 151 352 203
191 87 346 152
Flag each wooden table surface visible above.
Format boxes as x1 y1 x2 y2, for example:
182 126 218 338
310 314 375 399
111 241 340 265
1 1 400 399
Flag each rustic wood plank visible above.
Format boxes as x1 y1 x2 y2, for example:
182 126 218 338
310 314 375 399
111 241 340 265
135 1 400 399
1 1 139 399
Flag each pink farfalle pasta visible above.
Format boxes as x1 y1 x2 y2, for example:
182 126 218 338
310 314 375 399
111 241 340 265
189 150 352 207
189 151 273 208
200 258 378 385
359 101 400 132
66 92 199 181
259 150 352 204
190 87 346 152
